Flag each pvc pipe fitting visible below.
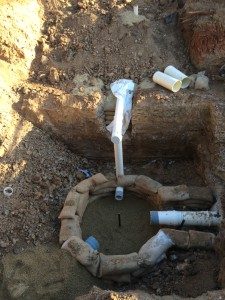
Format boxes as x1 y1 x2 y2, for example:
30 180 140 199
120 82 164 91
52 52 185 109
115 186 124 201
164 65 191 89
153 71 182 92
150 210 222 227
3 187 13 197
85 236 100 251
138 229 174 266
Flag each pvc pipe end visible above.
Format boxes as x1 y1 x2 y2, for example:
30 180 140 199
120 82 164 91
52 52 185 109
3 187 13 197
164 65 173 72
150 211 159 224
85 236 100 251
153 71 182 93
181 77 191 89
115 186 124 201
172 80 182 92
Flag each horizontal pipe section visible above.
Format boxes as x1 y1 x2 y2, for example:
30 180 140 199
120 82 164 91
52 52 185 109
150 210 222 227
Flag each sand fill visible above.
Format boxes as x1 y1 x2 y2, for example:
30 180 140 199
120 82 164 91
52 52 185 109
82 192 158 255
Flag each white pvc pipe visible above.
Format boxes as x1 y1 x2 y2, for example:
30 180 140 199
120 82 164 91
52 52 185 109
114 142 124 200
153 71 182 92
115 186 124 201
150 210 222 227
164 65 191 89
133 5 138 16
114 142 124 177
111 97 124 144
138 230 174 266
110 80 134 201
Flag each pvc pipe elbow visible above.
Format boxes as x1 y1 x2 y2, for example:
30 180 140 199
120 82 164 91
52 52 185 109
153 71 182 92
164 65 191 89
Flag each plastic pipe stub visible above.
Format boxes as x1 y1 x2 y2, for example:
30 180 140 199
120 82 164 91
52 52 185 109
150 211 159 224
115 186 124 201
3 187 13 197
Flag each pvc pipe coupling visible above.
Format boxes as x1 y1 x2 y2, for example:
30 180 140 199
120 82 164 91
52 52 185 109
150 210 222 227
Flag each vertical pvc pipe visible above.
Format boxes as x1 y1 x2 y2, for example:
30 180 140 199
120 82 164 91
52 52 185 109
114 142 124 200
111 97 124 144
114 142 124 177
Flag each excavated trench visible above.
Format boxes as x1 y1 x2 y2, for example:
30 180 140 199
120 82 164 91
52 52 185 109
1 0 225 299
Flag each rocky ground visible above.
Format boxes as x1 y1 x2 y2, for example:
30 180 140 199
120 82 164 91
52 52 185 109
0 0 225 299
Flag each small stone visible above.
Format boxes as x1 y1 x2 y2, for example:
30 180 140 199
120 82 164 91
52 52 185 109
195 72 209 90
49 67 59 84
42 41 50 53
108 72 114 78
0 146 5 157
176 261 189 272
41 55 48 65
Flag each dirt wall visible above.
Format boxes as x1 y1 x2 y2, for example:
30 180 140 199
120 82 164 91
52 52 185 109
181 0 225 72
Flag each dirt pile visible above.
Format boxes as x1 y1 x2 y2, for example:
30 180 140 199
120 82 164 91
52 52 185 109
30 0 189 88
0 0 43 85
181 0 225 72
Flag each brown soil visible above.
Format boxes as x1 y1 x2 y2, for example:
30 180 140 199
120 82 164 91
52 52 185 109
0 0 224 299
30 0 191 89
121 248 219 298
